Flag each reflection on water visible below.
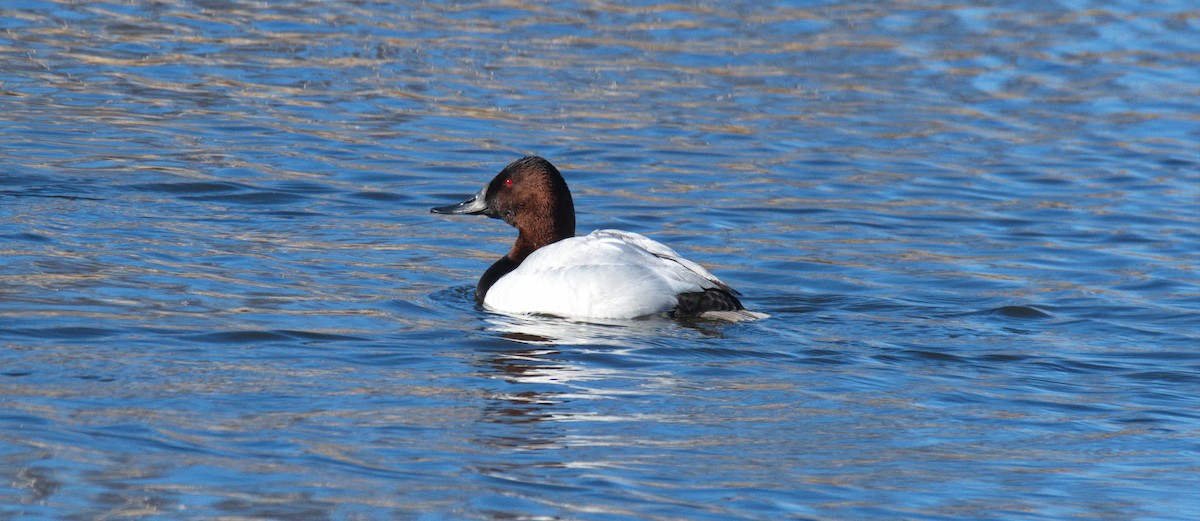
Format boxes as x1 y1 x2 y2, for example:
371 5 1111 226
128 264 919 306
483 312 732 346
2 0 1199 519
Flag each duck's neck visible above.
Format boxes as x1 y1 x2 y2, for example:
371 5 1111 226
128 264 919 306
510 206 575 262
477 256 518 304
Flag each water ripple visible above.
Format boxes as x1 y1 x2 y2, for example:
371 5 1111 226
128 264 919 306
1 1 1198 520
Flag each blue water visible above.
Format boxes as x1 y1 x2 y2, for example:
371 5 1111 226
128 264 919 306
2 1 1198 519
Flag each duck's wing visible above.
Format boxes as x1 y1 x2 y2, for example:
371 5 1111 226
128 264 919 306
485 230 747 320
484 234 677 318
588 229 737 294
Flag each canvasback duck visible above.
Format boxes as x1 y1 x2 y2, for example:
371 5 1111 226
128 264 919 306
431 156 766 321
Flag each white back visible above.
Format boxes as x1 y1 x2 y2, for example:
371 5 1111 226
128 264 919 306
484 229 730 319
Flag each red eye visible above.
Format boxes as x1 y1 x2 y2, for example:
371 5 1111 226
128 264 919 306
504 178 513 187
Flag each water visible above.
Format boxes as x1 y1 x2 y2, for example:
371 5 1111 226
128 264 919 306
2 1 1198 519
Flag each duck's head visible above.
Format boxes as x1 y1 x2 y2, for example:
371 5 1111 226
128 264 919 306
431 156 576 250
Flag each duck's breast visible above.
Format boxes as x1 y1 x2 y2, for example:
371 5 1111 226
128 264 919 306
483 230 725 319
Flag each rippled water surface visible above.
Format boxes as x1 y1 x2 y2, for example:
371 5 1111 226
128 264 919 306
2 1 1199 519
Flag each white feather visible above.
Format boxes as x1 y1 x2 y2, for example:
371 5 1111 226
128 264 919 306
484 229 733 319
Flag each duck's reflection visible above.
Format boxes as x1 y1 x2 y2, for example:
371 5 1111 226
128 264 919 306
470 310 740 456
466 313 704 519
472 314 679 451
479 345 565 428
475 346 571 453
483 312 725 347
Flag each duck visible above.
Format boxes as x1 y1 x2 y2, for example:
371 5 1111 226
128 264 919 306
431 156 766 321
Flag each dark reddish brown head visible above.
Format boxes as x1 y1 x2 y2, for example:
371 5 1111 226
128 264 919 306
431 156 576 261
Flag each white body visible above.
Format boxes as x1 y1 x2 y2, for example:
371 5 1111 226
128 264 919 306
484 229 735 320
